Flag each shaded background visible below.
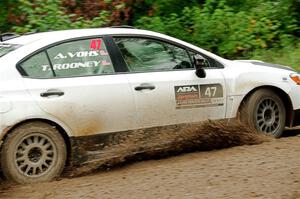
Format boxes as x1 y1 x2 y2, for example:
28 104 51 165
0 0 299 70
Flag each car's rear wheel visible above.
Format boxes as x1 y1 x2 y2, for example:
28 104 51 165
239 89 286 137
1 121 66 184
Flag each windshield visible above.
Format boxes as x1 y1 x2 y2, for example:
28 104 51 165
0 43 22 58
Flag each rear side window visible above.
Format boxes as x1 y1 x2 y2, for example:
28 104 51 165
19 38 114 78
0 43 21 58
19 52 53 78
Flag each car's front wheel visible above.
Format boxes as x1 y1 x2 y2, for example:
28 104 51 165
1 121 66 184
239 89 286 137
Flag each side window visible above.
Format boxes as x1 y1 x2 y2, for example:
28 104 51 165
47 38 114 77
114 38 193 72
19 38 114 78
19 51 53 78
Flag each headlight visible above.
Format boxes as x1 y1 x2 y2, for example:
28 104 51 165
290 73 300 85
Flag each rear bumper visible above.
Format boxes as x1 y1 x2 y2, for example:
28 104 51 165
293 109 300 126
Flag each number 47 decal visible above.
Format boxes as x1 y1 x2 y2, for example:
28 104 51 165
204 86 217 98
200 84 223 98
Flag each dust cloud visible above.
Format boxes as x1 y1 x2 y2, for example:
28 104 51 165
65 120 270 177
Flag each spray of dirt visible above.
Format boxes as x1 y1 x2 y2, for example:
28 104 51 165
64 120 271 177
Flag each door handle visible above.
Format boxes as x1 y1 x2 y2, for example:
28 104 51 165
40 89 64 97
134 84 156 91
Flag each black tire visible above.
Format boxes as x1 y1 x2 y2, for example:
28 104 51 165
1 122 66 183
239 89 286 138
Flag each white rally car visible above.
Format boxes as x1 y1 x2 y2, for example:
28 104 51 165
0 27 299 183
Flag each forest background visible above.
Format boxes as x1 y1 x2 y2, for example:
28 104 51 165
0 0 299 70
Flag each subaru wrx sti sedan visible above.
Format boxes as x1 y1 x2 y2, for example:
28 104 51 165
0 27 299 183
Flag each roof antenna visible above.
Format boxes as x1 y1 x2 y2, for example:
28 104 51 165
0 33 20 42
110 25 135 29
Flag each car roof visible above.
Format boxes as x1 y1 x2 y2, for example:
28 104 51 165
7 28 161 45
5 27 227 63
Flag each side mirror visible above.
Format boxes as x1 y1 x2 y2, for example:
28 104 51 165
193 54 206 78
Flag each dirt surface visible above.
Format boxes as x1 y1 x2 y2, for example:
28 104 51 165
0 128 300 199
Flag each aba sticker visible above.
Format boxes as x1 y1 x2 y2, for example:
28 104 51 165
174 84 224 109
176 85 198 93
175 85 199 101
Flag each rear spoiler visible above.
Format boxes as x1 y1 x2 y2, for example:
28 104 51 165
0 33 20 42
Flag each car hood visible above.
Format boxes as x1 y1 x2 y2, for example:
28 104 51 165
234 60 295 72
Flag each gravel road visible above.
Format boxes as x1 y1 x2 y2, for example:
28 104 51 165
1 129 299 199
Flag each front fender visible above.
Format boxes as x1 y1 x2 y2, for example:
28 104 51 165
224 68 296 119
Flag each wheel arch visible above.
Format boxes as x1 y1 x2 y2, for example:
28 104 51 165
238 85 294 127
0 118 72 166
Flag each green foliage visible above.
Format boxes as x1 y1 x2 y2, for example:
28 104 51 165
0 0 19 33
0 0 299 67
136 0 299 59
250 42 300 72
0 1 9 32
146 0 199 16
13 0 109 33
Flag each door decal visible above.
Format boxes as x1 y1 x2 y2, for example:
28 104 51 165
174 84 224 109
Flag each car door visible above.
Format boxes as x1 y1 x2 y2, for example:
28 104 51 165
113 37 226 128
18 37 136 136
